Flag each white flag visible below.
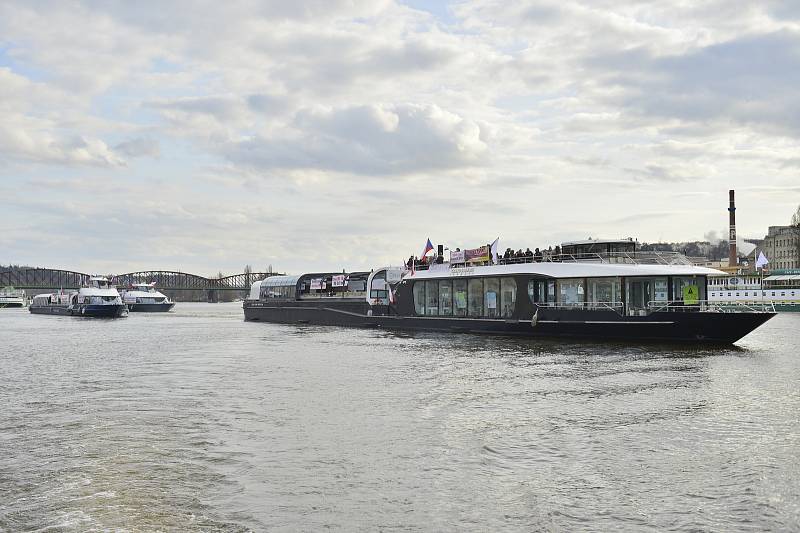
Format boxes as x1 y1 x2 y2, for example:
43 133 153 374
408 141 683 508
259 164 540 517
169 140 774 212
490 237 499 264
755 251 769 269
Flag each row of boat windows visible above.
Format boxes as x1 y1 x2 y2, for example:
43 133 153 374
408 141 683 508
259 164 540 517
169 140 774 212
411 276 706 316
412 278 518 317
32 295 118 304
710 291 796 297
261 285 297 299
708 278 760 285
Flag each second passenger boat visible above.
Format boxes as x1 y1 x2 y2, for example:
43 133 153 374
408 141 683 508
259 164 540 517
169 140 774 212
29 277 128 317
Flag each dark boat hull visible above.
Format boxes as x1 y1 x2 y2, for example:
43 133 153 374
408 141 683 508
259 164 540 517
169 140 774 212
243 301 775 344
30 304 127 318
0 302 25 308
127 302 175 312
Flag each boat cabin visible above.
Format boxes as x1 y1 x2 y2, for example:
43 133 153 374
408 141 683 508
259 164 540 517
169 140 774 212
560 238 636 257
89 277 113 289
399 263 714 318
257 272 372 301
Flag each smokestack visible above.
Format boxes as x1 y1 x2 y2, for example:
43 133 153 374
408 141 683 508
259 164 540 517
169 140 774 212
728 189 737 267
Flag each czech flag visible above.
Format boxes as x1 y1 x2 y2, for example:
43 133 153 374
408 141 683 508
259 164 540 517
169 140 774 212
422 238 434 257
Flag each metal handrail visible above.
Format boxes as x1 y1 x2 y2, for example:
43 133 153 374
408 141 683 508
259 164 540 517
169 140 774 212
534 301 625 315
645 299 775 314
495 251 692 266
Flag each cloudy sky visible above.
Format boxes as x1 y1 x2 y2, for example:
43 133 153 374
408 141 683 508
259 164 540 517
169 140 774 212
2 0 799 276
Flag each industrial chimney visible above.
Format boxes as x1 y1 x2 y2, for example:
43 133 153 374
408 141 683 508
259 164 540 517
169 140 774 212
728 189 737 267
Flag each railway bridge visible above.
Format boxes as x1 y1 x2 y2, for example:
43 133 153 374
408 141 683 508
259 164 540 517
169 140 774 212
0 268 281 302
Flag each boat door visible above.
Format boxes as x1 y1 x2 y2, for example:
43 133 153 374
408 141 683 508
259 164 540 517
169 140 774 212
626 279 651 315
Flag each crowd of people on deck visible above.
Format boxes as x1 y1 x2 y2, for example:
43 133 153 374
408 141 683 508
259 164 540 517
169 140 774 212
497 245 562 264
406 244 565 270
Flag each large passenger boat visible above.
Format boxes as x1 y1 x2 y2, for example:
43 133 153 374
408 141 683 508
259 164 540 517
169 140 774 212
29 277 127 317
119 283 175 312
243 240 775 344
0 286 26 308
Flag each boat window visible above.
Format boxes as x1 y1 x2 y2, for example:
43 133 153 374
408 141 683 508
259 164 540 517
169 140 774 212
501 278 516 317
453 279 467 317
371 273 388 300
653 278 668 302
439 281 453 316
672 276 706 303
413 282 425 315
587 278 621 308
348 280 366 292
484 278 500 318
425 280 439 316
468 278 483 317
558 279 584 306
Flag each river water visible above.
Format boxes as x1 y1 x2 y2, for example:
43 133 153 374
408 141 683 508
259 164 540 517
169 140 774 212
1 303 798 531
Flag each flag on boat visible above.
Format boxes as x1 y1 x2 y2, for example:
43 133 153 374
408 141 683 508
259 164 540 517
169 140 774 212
490 237 499 264
422 238 434 257
756 251 769 269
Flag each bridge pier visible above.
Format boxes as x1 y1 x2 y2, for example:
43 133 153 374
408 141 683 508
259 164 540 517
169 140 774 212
207 289 218 303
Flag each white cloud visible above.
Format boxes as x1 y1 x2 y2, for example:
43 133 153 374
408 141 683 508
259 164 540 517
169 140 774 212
1 0 800 273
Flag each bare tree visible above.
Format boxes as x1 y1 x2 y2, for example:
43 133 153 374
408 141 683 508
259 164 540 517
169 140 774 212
244 264 252 275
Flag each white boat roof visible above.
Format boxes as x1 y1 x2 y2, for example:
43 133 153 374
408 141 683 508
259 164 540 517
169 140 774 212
406 262 724 280
79 287 120 296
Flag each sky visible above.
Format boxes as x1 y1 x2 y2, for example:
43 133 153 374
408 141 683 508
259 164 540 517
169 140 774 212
1 0 799 276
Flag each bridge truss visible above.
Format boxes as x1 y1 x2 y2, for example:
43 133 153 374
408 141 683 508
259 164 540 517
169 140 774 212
0 268 279 291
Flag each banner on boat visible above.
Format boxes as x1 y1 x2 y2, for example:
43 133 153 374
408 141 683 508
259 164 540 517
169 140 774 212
332 275 346 287
310 278 325 290
385 268 402 283
465 245 490 264
450 250 465 263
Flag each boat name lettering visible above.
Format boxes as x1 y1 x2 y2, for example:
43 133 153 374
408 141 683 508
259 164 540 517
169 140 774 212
450 267 475 277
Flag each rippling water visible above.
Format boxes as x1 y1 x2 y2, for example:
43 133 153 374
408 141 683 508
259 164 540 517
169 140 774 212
1 303 798 531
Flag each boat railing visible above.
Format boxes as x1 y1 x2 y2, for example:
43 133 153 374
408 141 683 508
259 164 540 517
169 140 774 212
499 251 692 266
534 301 625 315
645 300 776 314
419 250 693 269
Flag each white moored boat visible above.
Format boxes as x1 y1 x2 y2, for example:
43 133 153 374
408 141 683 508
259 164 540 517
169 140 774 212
119 282 175 312
708 269 800 312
